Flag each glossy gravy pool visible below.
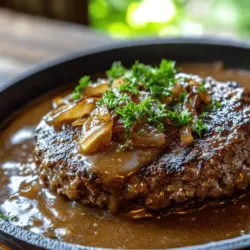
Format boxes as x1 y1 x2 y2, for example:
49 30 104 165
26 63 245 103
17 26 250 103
1 63 250 249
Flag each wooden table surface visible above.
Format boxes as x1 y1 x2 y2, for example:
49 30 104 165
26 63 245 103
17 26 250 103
0 8 241 84
0 8 114 82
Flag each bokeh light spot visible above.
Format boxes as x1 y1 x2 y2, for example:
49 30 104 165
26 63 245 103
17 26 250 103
213 2 238 26
89 0 108 19
127 0 176 27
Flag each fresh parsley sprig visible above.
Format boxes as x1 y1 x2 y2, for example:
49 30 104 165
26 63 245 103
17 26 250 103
198 82 206 93
72 59 222 139
106 61 126 82
72 75 90 100
192 119 208 137
0 210 18 222
130 59 177 97
119 78 139 94
172 111 192 127
116 98 167 131
97 89 129 110
204 100 222 112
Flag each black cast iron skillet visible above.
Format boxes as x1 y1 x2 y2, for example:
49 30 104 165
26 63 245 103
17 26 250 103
1 37 250 250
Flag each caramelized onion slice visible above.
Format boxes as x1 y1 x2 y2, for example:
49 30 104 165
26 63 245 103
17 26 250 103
47 98 98 125
52 96 64 109
180 126 193 145
72 118 87 127
84 82 109 97
112 119 125 134
132 133 166 147
199 92 211 104
79 106 113 154
132 126 166 147
52 93 73 109
172 83 184 97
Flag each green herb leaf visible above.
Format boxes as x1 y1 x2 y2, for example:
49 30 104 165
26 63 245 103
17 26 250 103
198 82 206 93
97 89 128 110
0 210 18 222
145 101 167 127
138 129 145 136
0 210 9 221
204 100 222 112
113 97 168 131
193 119 208 137
72 75 90 100
200 112 207 119
156 123 165 131
116 101 138 130
106 62 126 81
120 78 139 94
179 90 188 103
131 59 177 97
173 111 192 127
213 100 222 108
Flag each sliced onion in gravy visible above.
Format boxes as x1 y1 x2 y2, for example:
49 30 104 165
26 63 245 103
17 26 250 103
47 98 98 125
79 106 113 154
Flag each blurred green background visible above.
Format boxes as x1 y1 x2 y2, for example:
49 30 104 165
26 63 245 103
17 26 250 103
89 0 250 38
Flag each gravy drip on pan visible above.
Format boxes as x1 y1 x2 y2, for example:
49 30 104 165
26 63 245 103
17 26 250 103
1 63 250 249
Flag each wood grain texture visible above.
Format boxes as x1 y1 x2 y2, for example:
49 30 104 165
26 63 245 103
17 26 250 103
0 8 113 82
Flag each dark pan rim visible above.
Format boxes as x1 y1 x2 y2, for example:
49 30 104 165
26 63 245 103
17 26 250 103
1 36 250 250
2 36 250 94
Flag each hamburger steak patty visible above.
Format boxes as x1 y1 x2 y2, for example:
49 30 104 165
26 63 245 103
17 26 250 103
35 74 250 215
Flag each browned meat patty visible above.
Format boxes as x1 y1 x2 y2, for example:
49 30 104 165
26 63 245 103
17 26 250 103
34 75 250 215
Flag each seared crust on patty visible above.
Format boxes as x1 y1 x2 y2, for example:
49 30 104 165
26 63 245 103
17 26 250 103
34 75 250 215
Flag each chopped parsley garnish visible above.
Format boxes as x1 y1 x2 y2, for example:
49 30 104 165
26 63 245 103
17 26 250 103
179 90 187 103
106 61 126 82
116 101 138 129
72 59 222 142
96 59 184 131
172 111 192 127
0 210 18 222
192 119 208 137
0 211 9 221
130 59 177 97
200 112 207 119
97 89 128 109
72 75 90 100
119 78 139 94
198 82 206 93
213 100 222 108
156 123 165 131
138 129 145 136
116 98 168 131
204 100 222 112
139 98 166 124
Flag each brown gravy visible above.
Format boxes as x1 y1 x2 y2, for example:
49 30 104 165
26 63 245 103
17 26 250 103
1 63 250 249
89 146 161 185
